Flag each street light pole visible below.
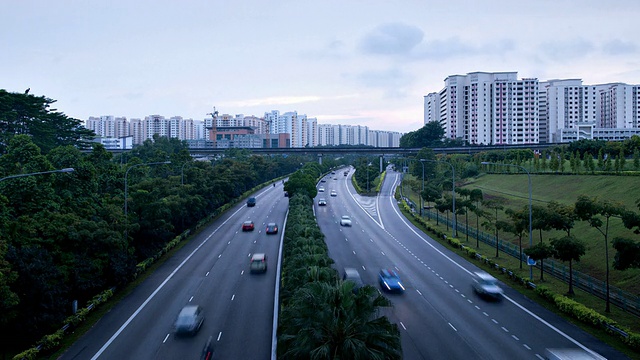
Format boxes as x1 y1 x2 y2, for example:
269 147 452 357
481 161 532 280
419 160 425 216
124 161 170 240
1 168 75 182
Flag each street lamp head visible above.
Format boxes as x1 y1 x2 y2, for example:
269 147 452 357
480 162 490 165
60 168 75 173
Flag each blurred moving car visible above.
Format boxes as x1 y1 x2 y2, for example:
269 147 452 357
246 197 256 207
379 269 405 293
266 222 278 234
471 271 503 300
330 190 337 197
343 267 364 293
318 198 327 206
340 215 352 226
242 220 255 231
174 305 205 336
250 253 267 273
200 336 215 360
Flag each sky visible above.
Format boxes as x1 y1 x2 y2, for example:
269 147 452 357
2 1 640 134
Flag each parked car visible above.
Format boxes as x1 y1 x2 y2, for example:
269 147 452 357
318 198 327 206
250 253 267 273
266 222 278 234
174 305 205 336
340 215 352 226
246 197 256 207
242 220 255 231
343 268 364 293
471 271 503 300
379 269 405 293
330 190 337 197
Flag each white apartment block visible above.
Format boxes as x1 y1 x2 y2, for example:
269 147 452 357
306 117 318 147
423 93 440 124
430 72 540 145
86 110 401 149
317 124 333 146
428 71 640 145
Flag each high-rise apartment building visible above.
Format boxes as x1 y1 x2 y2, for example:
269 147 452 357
428 72 539 145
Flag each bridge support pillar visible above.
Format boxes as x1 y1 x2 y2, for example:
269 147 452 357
318 153 322 165
380 155 383 173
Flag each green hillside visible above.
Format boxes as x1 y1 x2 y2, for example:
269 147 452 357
462 174 640 295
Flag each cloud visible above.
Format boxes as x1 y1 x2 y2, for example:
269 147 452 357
602 39 637 55
354 67 411 88
538 38 595 61
359 23 515 61
222 94 359 108
359 23 424 55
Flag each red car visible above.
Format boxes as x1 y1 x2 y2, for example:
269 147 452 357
242 220 255 231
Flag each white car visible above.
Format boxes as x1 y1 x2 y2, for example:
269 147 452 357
318 187 325 192
471 271 503 300
330 190 337 197
340 215 352 226
318 198 327 206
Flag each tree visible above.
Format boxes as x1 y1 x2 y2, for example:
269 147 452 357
482 198 505 257
502 207 528 269
0 90 95 154
611 237 640 270
574 195 626 312
633 148 640 170
550 236 586 296
279 281 402 359
399 121 445 148
469 189 484 248
524 242 555 281
284 170 317 200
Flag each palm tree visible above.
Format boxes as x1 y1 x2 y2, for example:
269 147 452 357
279 281 402 359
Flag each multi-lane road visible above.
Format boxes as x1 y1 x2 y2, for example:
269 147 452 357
60 182 288 360
315 166 626 360
60 168 627 359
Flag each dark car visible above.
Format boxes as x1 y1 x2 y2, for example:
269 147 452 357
174 305 205 336
284 191 289 197
242 220 255 231
379 269 405 293
246 197 256 207
266 222 278 234
343 268 364 293
250 253 267 273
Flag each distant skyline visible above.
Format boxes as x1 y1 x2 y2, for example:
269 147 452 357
2 1 640 134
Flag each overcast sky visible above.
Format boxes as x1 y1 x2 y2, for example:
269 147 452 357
2 0 639 133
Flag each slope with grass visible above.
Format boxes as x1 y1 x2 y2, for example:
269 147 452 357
462 174 640 295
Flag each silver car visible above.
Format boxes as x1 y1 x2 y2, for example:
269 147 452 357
471 271 503 300
340 215 352 226
174 305 205 336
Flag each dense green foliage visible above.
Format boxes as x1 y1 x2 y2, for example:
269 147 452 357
278 185 401 359
0 134 317 352
0 90 95 153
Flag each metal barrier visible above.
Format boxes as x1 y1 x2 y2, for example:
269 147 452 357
421 210 640 317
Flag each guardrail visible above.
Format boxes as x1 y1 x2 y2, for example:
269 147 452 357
422 210 640 317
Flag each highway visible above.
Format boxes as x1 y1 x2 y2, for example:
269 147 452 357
315 167 627 360
60 182 288 360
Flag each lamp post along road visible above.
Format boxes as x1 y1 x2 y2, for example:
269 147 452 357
124 161 170 240
0 168 75 182
481 162 532 280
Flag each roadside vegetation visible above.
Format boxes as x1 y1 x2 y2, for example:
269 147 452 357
278 171 401 359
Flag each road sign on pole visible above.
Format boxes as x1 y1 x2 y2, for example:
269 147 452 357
527 256 537 266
